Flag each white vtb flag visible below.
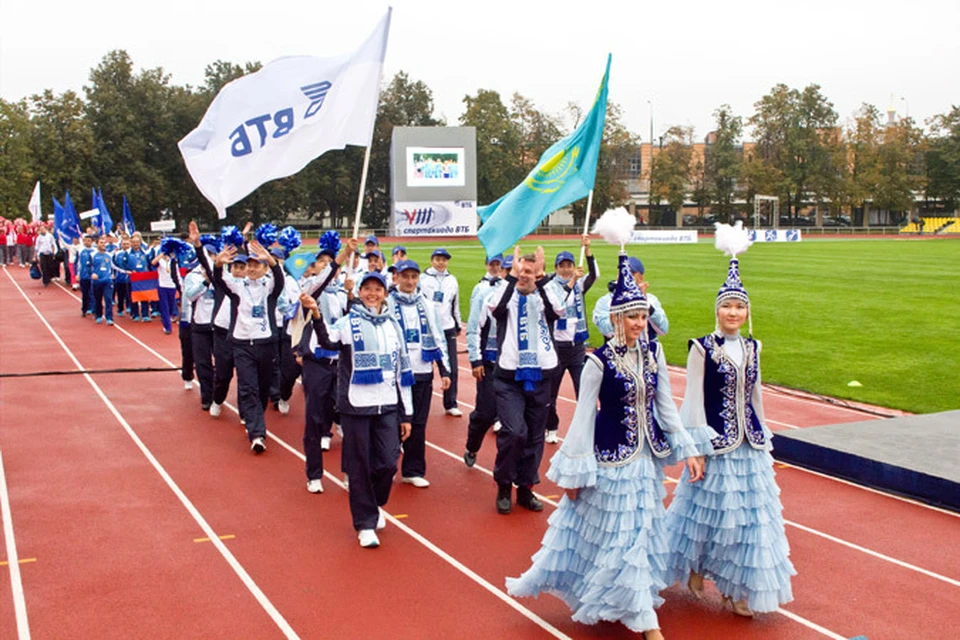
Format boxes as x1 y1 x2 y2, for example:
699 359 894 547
178 9 391 219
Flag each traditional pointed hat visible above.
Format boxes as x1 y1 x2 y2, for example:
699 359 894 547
609 252 648 315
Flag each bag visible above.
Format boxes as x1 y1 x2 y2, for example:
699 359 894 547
29 261 41 280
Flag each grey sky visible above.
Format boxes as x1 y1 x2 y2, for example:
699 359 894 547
2 0 958 142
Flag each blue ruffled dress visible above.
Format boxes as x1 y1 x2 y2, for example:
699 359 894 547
665 333 796 612
506 342 713 633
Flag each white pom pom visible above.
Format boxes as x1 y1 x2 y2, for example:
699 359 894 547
714 221 752 258
592 207 636 247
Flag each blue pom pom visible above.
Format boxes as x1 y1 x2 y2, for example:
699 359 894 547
255 223 279 247
220 225 244 248
318 230 341 255
199 234 222 253
159 237 181 257
277 226 302 253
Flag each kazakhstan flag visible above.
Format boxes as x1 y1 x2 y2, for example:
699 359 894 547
478 54 610 257
284 250 315 280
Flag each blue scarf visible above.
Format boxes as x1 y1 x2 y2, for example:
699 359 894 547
313 281 343 359
391 291 443 363
515 293 542 391
558 276 590 344
483 277 501 362
348 305 414 387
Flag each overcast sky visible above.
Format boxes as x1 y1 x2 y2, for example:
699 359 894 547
2 0 958 142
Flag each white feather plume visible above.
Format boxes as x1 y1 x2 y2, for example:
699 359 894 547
592 207 636 247
714 220 752 258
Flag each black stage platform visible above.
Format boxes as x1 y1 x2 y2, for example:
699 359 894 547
772 410 960 512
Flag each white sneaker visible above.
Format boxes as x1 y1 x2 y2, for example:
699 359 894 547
343 474 349 491
320 436 331 451
306 479 324 494
209 402 222 418
545 430 560 444
376 511 386 530
401 476 430 488
240 418 246 425
184 381 193 391
278 399 290 415
251 437 266 454
493 420 502 432
445 407 463 417
358 529 380 548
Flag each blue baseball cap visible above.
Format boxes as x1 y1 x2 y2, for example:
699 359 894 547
555 251 575 267
364 235 379 246
501 255 513 270
486 253 504 265
628 257 645 274
269 246 287 260
231 254 249 264
432 248 451 259
365 249 384 261
392 245 407 256
395 259 420 274
359 271 387 289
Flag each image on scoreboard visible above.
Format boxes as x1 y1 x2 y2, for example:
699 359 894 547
406 146 466 187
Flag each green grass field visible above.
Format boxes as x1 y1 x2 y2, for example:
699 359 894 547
395 236 959 414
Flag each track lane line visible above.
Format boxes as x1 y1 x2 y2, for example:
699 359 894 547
0 448 31 640
48 284 571 639
7 270 300 640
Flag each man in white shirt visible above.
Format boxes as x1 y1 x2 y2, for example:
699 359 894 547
35 225 58 286
420 248 463 416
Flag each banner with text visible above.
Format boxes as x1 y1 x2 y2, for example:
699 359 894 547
391 201 477 237
629 230 698 244
748 229 802 243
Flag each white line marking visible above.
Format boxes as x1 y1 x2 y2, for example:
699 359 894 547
775 607 847 640
8 271 299 639
0 449 31 640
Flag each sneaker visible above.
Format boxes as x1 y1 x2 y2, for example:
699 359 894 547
184 381 193 391
163 329 171 335
493 421 502 432
516 486 544 512
240 418 246 425
251 437 266 454
334 423 343 438
545 430 560 444
117 310 124 317
133 316 140 322
343 474 349 491
496 483 513 515
445 407 463 417
278 399 290 415
401 476 430 488
201 403 211 411
306 479 324 494
376 511 386 530
72 284 79 290
358 529 380 548
95 317 103 324
106 320 114 326
463 450 477 468
151 311 160 317
143 317 152 323
209 402 222 418
320 436 331 451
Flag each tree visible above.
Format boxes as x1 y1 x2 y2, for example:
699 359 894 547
27 90 96 204
648 126 694 225
749 83 838 219
362 71 443 230
841 104 882 225
0 99 35 218
874 117 924 221
706 105 742 220
460 89 523 206
926 106 960 212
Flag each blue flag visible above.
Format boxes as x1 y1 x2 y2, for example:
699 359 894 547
97 188 114 234
477 55 611 257
122 195 136 235
52 196 73 242
62 190 83 240
284 250 315 281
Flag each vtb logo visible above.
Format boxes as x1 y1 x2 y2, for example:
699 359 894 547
403 208 434 225
229 81 333 158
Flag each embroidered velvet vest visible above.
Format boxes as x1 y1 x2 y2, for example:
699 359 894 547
695 334 766 454
589 342 671 465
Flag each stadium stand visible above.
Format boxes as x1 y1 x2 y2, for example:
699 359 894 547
900 217 960 234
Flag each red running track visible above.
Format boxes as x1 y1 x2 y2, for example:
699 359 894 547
1 266 958 640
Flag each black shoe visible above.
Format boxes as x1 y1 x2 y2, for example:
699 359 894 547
496 483 512 514
463 450 477 468
516 486 544 512
201 403 212 411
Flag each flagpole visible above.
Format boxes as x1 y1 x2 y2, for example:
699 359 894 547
578 189 595 266
349 144 374 273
